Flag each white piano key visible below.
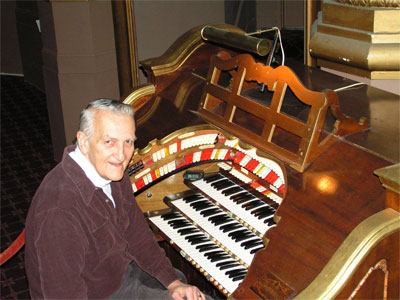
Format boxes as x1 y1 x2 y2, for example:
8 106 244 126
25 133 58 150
149 215 242 294
193 176 276 236
172 199 261 266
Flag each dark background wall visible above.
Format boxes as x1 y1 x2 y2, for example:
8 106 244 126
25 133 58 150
1 1 23 76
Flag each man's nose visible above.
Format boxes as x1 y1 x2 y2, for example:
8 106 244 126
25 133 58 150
115 144 125 161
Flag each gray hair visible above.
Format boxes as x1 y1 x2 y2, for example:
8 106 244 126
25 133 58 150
79 98 134 139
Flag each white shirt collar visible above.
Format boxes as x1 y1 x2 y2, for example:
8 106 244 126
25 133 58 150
69 145 115 207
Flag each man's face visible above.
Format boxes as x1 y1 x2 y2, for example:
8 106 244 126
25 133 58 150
78 109 136 181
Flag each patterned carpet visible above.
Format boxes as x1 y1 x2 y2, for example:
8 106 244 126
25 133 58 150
1 75 57 299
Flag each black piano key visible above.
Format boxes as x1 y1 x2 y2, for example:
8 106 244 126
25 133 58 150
191 202 214 210
204 173 223 183
161 212 181 220
231 192 253 201
242 200 265 210
188 237 209 245
168 219 190 227
232 274 246 281
229 271 247 279
241 239 263 248
219 263 241 270
196 244 219 252
188 238 209 245
230 270 247 277
220 223 242 232
252 205 274 213
189 200 209 206
225 268 247 277
182 194 204 203
171 222 192 229
245 242 264 250
185 234 205 241
177 228 198 235
204 250 225 258
167 219 189 225
263 216 275 225
200 208 222 217
228 229 248 238
211 178 232 186
233 233 256 242
252 206 274 215
210 255 231 262
208 214 229 223
216 260 236 267
211 179 230 188
222 186 242 196
211 216 232 226
254 209 274 219
232 195 255 204
250 246 265 254
188 200 207 207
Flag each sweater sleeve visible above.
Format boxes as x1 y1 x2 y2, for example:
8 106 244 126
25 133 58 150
33 208 88 299
122 178 179 288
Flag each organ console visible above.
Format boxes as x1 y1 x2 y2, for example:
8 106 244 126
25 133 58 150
124 25 399 300
1 24 398 300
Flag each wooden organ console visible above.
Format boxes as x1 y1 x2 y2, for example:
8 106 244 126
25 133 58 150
123 25 399 300
1 24 397 300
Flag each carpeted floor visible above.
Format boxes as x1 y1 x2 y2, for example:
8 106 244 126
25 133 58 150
1 75 57 299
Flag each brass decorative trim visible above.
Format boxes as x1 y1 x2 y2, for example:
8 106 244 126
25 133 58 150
50 0 88 2
316 24 400 43
374 163 400 194
310 33 400 71
294 208 400 300
122 84 156 106
125 0 139 87
317 59 400 79
310 0 400 78
334 0 400 7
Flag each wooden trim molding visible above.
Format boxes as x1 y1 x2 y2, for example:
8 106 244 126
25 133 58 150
295 208 400 300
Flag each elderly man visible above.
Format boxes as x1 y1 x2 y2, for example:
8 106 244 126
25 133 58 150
25 99 207 300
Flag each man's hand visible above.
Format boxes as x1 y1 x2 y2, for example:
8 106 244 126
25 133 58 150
168 280 206 300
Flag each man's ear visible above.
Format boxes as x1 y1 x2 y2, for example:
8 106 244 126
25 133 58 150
76 131 89 155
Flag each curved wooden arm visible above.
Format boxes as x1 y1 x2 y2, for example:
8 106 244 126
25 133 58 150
122 83 156 113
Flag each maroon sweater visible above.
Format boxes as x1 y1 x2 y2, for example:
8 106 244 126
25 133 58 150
25 146 178 299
